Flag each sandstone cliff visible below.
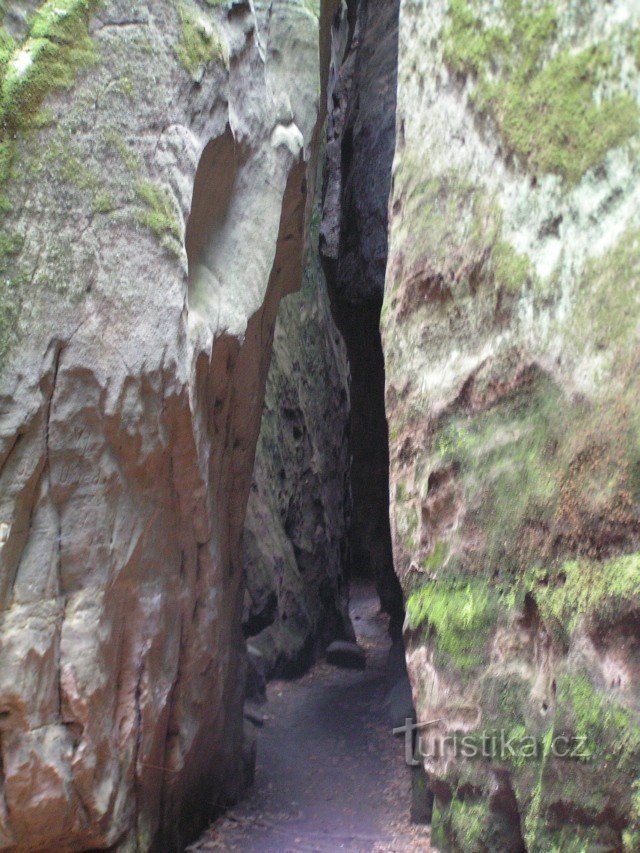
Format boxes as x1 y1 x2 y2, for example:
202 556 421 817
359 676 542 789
0 0 327 848
243 205 352 680
384 0 640 849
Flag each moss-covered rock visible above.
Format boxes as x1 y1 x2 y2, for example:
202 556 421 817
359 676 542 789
174 1 227 79
386 0 640 847
135 179 183 258
0 0 100 203
444 0 639 185
406 578 501 674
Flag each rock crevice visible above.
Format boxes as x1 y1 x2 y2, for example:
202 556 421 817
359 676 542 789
320 0 404 637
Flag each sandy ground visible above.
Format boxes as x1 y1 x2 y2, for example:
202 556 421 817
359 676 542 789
188 582 434 852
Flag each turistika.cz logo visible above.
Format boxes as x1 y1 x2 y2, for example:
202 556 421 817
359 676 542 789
393 719 590 765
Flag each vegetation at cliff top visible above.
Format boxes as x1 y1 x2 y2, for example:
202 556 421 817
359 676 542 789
444 0 639 184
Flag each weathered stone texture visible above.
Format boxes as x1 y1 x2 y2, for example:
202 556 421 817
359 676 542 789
384 0 640 849
243 214 353 679
0 0 324 848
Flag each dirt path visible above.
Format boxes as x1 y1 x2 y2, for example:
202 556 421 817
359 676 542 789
189 583 433 852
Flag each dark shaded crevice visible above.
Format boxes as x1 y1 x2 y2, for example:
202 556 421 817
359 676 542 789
320 0 404 639
319 0 437 824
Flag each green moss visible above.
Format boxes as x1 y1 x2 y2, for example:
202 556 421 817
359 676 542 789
449 798 488 850
0 231 23 260
104 128 141 172
434 789 525 851
555 673 640 771
493 239 534 292
44 133 117 214
175 2 227 80
421 539 449 573
496 46 638 185
57 148 97 191
430 799 446 849
436 422 473 461
532 824 607 853
632 778 640 823
391 159 535 308
0 1 100 191
634 31 640 70
0 0 98 133
406 579 499 672
624 829 640 853
392 165 500 278
396 499 419 551
92 189 115 214
513 674 640 851
114 75 133 97
0 26 15 82
0 231 26 365
478 674 535 752
523 727 554 849
624 782 640 851
528 553 640 635
444 0 639 184
572 227 640 366
444 0 510 77
135 180 183 259
435 372 563 573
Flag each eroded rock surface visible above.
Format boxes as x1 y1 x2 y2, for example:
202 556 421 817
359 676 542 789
384 0 640 849
0 0 326 848
243 210 353 679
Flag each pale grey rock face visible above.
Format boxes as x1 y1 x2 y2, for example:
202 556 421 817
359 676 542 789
0 0 325 849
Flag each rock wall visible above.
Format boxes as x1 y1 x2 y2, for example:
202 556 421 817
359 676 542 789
321 0 404 636
384 0 640 849
243 204 353 680
0 0 327 849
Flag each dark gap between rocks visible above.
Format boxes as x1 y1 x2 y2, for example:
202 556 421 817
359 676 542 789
190 0 435 847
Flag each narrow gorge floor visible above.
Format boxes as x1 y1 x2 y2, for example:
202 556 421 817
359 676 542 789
189 583 433 852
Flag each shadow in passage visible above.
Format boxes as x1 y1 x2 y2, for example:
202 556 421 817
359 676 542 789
188 581 434 852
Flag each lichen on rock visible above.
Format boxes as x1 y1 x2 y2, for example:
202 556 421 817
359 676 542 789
444 0 639 185
385 0 640 848
174 0 228 80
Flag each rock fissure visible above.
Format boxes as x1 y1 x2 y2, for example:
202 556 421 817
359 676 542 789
1 0 640 850
320 0 404 639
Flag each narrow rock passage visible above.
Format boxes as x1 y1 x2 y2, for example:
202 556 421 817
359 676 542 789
189 583 433 852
